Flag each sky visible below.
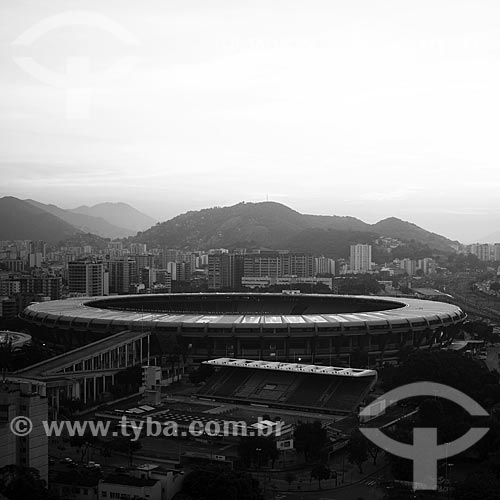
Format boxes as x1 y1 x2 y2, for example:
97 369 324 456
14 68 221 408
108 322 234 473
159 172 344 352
1 0 500 243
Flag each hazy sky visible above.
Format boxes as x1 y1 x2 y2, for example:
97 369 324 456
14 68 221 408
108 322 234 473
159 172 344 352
1 0 500 242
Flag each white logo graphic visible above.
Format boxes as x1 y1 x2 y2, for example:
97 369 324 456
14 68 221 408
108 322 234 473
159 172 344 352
359 382 489 490
12 11 139 119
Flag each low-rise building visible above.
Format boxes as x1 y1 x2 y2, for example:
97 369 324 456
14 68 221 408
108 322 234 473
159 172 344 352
50 472 98 500
132 464 184 500
98 474 162 500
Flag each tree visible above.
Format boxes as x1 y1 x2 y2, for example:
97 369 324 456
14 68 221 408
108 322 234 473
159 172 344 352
310 464 330 489
69 429 99 462
128 439 142 465
487 451 500 478
114 365 141 387
473 412 500 461
0 465 55 500
59 397 84 419
418 398 445 429
384 426 414 482
189 363 215 384
181 467 264 500
237 436 278 468
111 365 142 398
285 471 296 490
367 439 381 466
454 471 500 500
0 338 13 376
346 430 368 473
109 437 142 466
101 441 113 465
382 349 500 408
293 420 328 462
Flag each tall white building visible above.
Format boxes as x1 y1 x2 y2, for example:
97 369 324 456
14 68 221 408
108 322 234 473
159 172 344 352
349 244 372 273
470 243 494 261
494 244 500 262
417 257 436 275
130 243 147 255
68 261 106 296
314 256 336 276
400 258 417 276
0 377 48 482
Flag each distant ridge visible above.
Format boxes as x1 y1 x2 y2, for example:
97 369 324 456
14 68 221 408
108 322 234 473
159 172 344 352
0 197 81 243
71 202 157 233
134 201 458 255
25 199 134 238
0 197 157 242
0 197 459 253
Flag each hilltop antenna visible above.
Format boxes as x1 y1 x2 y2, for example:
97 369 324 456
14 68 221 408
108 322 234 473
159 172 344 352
266 193 269 202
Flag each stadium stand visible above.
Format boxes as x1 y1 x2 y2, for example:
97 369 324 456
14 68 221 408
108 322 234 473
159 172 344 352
198 367 252 397
197 358 377 414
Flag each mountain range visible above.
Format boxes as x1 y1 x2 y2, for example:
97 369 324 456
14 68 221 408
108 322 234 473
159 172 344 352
0 197 81 243
71 202 157 234
0 197 459 254
133 201 459 255
0 197 156 243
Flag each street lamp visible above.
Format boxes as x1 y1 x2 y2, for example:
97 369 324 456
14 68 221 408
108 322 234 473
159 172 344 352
446 462 454 500
255 447 262 469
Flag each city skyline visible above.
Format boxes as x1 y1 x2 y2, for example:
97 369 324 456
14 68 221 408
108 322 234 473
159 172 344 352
2 0 500 242
3 2 500 497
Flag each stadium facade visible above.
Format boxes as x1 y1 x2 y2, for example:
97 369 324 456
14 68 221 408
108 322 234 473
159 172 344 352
21 293 466 366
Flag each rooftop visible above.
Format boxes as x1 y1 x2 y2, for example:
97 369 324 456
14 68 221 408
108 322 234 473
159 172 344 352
22 293 466 328
101 475 158 488
204 358 377 377
16 329 148 377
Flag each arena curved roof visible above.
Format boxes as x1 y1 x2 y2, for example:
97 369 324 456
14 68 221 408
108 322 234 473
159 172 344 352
21 293 466 331
0 330 32 348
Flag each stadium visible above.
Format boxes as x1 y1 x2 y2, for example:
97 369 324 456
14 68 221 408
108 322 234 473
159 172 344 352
21 292 466 367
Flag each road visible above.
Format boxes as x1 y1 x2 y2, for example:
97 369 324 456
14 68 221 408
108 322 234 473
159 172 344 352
269 478 385 500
